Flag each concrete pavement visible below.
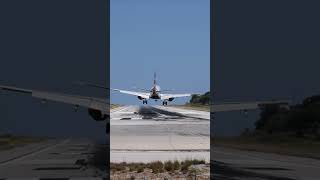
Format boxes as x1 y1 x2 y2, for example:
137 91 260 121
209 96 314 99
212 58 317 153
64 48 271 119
110 105 210 163
212 146 320 180
0 138 107 179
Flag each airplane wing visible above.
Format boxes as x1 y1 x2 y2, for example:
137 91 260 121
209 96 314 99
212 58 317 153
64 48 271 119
111 88 150 99
0 85 109 113
211 100 290 113
160 93 192 100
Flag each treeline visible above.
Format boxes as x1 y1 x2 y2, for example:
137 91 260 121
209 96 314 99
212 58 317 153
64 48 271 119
189 92 210 105
255 95 320 138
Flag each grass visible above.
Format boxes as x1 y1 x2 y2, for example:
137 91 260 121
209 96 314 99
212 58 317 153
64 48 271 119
170 103 210 112
0 134 45 150
181 159 206 173
110 159 206 174
213 134 320 159
111 104 121 109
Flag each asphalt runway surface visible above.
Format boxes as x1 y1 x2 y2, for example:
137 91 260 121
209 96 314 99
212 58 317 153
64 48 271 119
0 138 107 179
110 105 210 163
3 105 319 179
212 147 320 180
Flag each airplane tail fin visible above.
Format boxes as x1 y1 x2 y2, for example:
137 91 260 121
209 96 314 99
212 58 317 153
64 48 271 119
154 72 157 85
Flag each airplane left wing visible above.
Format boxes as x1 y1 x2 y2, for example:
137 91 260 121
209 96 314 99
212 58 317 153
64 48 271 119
160 93 192 100
0 85 109 113
211 100 290 113
111 88 150 99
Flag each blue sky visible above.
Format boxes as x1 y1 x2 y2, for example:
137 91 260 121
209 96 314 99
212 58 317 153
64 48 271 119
110 0 210 105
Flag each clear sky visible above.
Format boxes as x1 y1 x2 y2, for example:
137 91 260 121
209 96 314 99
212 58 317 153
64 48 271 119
110 0 210 105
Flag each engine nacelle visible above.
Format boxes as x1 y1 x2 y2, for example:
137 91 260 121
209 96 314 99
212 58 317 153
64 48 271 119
88 108 108 121
168 98 174 102
137 96 143 100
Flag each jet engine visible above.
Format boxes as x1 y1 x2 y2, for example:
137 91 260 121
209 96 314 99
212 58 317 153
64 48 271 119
168 98 174 101
88 108 108 121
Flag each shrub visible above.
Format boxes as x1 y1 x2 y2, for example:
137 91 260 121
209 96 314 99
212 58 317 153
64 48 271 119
181 160 193 172
110 162 126 172
164 160 174 172
181 159 205 173
173 160 180 171
192 159 205 165
137 166 144 173
147 161 164 174
128 163 144 172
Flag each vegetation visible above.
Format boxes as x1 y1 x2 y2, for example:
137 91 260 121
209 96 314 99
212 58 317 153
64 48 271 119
110 162 127 172
173 160 180 171
129 163 145 173
147 161 164 173
111 104 121 109
214 95 320 159
255 95 320 138
180 159 206 172
171 91 210 111
189 91 210 105
110 159 206 174
0 134 45 150
164 160 174 172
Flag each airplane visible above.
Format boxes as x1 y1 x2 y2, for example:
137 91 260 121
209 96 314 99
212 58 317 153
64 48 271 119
111 73 192 106
0 75 290 123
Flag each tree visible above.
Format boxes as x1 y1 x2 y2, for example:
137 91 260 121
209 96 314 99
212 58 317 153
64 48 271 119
189 91 210 105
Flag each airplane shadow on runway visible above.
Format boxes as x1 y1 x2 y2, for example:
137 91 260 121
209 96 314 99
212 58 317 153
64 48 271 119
137 105 189 121
138 106 161 120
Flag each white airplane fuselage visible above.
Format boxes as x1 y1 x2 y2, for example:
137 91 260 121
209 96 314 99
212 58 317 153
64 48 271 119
149 85 161 100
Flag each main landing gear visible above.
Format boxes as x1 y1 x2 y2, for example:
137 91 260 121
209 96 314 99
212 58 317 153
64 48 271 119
142 100 148 104
162 101 168 106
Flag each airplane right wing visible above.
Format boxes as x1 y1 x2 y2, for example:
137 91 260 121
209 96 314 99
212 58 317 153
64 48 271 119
160 93 192 100
111 88 150 99
211 100 290 113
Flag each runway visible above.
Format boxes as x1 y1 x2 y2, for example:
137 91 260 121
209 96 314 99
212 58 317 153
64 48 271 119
0 138 107 179
212 147 320 180
110 105 210 163
2 105 318 179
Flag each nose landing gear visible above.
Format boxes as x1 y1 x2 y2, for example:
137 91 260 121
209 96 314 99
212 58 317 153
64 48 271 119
142 100 148 104
162 101 168 106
